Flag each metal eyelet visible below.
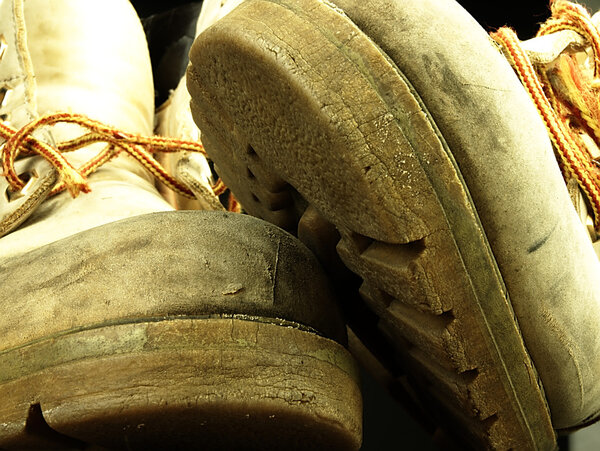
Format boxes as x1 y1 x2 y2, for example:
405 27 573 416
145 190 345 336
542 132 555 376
4 169 38 202
0 158 58 238
0 87 12 108
0 34 6 61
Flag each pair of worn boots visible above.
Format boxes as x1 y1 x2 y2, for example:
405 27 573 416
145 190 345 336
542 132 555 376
1 0 599 449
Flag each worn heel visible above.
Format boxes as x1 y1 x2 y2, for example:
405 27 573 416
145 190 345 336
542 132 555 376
0 317 361 450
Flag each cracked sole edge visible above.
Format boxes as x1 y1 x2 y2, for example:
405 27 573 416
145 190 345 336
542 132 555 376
187 0 556 449
0 316 362 450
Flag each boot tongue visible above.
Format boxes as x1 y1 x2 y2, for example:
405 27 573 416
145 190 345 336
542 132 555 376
24 0 156 181
26 1 155 135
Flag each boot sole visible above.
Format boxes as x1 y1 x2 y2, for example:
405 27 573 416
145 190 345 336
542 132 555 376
0 316 361 450
187 0 556 449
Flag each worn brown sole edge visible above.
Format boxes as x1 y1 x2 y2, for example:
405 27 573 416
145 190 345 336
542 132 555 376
187 0 556 449
0 316 362 450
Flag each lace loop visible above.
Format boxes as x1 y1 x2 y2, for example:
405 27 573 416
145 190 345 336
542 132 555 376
0 112 223 201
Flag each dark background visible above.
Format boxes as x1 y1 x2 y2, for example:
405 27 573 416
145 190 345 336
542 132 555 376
128 1 600 449
131 0 566 37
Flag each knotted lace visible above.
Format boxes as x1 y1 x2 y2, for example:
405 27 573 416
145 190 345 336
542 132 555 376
491 0 600 231
0 111 240 210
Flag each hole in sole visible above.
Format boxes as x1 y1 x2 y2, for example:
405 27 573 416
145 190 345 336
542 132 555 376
25 403 86 448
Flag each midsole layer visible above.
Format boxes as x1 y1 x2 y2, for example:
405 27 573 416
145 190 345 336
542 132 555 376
0 314 348 384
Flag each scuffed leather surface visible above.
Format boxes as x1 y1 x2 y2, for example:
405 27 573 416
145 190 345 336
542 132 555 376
1 211 347 348
332 0 600 428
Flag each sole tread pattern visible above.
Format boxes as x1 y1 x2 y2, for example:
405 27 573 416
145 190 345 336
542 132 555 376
187 0 556 448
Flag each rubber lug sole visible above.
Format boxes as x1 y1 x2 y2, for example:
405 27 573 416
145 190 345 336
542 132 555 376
187 0 556 449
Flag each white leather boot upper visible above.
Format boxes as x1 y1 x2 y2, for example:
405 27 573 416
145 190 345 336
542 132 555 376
0 0 174 260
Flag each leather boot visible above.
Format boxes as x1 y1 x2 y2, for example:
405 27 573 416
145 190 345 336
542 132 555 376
187 0 600 448
0 1 361 449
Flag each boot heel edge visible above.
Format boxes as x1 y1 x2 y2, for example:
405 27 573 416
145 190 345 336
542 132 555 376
0 317 362 450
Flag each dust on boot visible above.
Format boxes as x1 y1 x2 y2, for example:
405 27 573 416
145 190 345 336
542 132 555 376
0 1 361 449
187 0 600 449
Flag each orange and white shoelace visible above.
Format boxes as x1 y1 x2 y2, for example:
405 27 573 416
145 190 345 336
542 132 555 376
0 112 240 212
4 1 598 225
492 0 600 232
